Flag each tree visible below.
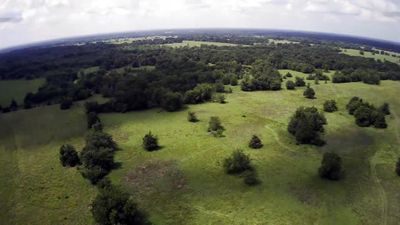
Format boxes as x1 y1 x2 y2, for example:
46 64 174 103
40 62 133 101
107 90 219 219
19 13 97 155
92 185 150 225
86 131 117 150
9 99 18 111
60 98 73 110
230 77 238 86
295 77 305 87
87 112 101 129
354 104 374 127
319 152 342 180
396 158 400 176
288 107 327 146
286 80 295 90
215 82 225 93
143 132 159 151
59 144 80 167
223 150 252 174
346 97 363 115
161 92 183 112
248 135 263 149
303 86 315 99
208 117 224 137
214 94 226 104
372 111 388 129
323 100 338 112
187 111 198 122
379 103 390 115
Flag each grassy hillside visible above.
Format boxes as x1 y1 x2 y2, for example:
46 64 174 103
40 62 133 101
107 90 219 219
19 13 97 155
341 48 400 65
0 79 45 106
2 73 400 224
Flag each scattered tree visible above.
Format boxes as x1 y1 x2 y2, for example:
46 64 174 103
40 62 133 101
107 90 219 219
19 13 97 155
286 80 295 90
323 100 338 112
208 116 225 137
187 111 198 122
59 144 80 167
319 152 343 180
143 132 159 151
248 135 263 149
379 103 390 115
288 107 327 146
295 77 306 87
303 85 315 99
223 150 252 174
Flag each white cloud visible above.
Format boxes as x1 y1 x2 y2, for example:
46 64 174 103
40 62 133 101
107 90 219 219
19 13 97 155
0 0 399 48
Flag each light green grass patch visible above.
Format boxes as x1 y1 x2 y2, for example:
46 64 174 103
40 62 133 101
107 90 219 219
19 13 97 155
341 48 400 65
0 79 45 106
165 40 238 48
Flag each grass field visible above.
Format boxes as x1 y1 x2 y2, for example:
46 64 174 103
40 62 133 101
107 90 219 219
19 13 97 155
341 48 400 65
268 39 300 45
0 79 45 106
165 40 238 48
2 72 400 224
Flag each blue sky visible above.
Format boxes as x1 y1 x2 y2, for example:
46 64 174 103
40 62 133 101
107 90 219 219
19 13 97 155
0 0 400 48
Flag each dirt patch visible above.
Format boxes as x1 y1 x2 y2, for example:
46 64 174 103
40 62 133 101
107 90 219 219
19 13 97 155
124 159 187 194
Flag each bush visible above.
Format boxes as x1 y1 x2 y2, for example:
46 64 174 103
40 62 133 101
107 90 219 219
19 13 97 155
183 83 213 104
286 72 293 78
379 103 390 115
248 135 263 149
9 99 18 111
208 117 225 137
323 100 338 112
230 77 238 86
354 104 375 127
215 82 225 93
346 97 363 115
319 152 342 180
373 111 388 128
87 112 101 129
295 77 305 87
286 80 295 90
223 150 252 174
288 107 327 145
86 131 117 150
214 94 226 104
59 144 80 167
187 111 198 122
396 158 400 176
161 92 183 112
143 132 159 151
243 171 260 186
92 185 150 225
303 86 315 99
60 98 73 110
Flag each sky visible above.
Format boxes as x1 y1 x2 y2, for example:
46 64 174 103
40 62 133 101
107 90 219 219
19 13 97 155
0 0 400 49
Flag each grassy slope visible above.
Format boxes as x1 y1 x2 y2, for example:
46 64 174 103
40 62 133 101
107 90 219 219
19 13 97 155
0 79 45 106
2 72 400 224
341 48 400 65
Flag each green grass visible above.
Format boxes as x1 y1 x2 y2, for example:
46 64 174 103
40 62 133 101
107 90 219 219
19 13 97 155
341 48 400 65
268 39 299 45
165 40 238 48
0 79 45 106
2 72 400 224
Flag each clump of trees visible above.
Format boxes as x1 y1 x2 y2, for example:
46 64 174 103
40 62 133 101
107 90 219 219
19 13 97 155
187 111 198 122
143 132 160 151
332 69 382 85
161 92 183 112
248 135 263 149
303 85 315 99
60 98 73 110
323 100 338 112
286 80 295 90
59 144 80 167
288 107 327 146
240 61 282 91
184 84 214 104
208 116 225 137
79 131 118 184
319 152 343 180
346 97 388 128
295 77 306 87
92 183 150 225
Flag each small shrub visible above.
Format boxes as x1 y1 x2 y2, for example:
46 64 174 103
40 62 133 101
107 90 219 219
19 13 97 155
295 77 306 87
323 100 338 112
143 132 159 151
223 150 252 174
303 86 315 99
379 103 390 115
208 116 224 137
59 144 80 167
214 94 226 104
243 171 260 186
248 135 263 149
319 152 342 180
187 111 198 122
286 80 295 90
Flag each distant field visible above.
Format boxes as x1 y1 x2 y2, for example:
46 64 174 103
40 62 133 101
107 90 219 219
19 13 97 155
165 40 238 48
341 48 400 64
2 72 400 225
0 79 45 106
268 39 299 44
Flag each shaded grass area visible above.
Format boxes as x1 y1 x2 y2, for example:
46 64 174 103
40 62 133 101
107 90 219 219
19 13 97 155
0 79 45 105
341 48 400 65
1 72 400 224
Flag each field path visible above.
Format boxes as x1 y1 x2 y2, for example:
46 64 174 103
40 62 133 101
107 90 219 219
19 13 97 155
370 162 388 225
264 124 294 152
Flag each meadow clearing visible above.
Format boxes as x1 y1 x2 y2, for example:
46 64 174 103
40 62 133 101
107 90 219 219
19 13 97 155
164 40 239 48
1 70 400 225
341 48 400 65
0 79 45 106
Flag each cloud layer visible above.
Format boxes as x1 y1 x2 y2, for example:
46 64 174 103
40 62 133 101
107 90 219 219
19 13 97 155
0 0 399 48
